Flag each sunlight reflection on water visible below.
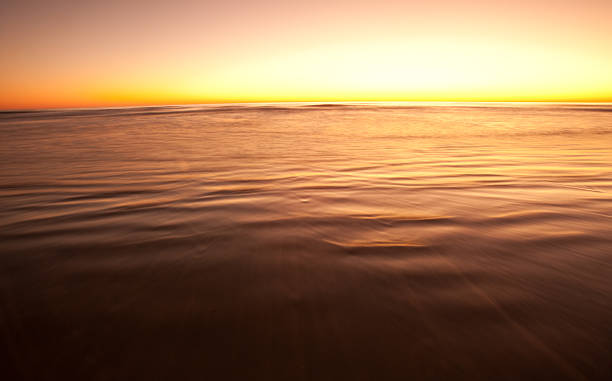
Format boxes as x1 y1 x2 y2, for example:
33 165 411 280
1 103 611 380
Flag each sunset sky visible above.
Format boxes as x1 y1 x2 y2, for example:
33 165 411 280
1 0 611 109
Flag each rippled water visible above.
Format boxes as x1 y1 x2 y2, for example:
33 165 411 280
1 102 611 380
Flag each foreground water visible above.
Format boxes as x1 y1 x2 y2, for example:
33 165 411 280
1 102 611 380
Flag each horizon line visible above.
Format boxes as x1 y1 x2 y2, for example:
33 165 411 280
3 99 612 112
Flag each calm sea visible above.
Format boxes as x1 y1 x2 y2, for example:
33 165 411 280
1 102 611 380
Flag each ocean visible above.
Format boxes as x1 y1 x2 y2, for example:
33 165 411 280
1 102 611 380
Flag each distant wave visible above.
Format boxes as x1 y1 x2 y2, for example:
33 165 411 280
2 102 611 121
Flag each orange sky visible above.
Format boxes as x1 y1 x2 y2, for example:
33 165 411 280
1 0 611 109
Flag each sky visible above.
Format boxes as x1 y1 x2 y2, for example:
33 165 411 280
1 0 611 109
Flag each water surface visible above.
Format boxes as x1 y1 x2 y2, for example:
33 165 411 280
1 102 611 380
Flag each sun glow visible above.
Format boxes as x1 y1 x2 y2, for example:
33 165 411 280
1 0 611 109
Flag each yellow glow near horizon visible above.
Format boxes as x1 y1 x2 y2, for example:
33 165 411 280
1 0 611 109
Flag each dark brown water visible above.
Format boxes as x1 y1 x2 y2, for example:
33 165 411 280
1 102 611 380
